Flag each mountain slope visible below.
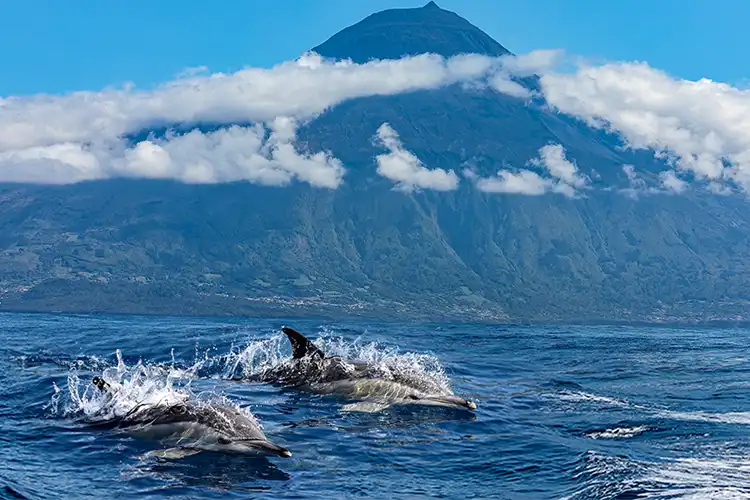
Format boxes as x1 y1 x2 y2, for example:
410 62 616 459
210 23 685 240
1 2 749 323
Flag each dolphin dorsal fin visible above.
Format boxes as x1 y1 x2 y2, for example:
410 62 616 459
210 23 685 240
281 327 325 359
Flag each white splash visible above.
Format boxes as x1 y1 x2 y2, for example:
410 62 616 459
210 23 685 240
219 328 454 395
61 350 188 422
585 425 650 440
50 348 264 431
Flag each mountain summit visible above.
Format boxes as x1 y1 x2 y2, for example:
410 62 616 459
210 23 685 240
312 1 511 62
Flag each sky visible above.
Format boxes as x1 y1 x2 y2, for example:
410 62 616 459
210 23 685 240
1 0 749 96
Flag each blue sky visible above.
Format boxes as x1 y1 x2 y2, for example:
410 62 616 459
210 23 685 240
1 0 748 96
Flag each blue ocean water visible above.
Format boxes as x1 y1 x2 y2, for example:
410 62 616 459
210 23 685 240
1 313 750 499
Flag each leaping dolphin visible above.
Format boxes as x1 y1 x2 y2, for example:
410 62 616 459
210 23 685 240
243 327 477 413
88 376 292 459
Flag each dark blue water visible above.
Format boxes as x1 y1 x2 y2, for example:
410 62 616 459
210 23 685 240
2 313 750 499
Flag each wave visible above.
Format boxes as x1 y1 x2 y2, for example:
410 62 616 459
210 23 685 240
637 454 750 499
584 425 650 440
563 448 750 499
659 409 750 426
552 388 750 428
554 389 634 408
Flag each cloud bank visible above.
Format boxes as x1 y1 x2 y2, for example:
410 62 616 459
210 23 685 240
0 118 345 187
3 45 749 197
0 51 539 187
540 60 750 194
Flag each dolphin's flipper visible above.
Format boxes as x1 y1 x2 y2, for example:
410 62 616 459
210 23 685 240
281 327 325 359
341 401 392 413
148 448 202 460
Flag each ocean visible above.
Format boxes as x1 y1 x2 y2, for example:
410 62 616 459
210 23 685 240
1 312 749 499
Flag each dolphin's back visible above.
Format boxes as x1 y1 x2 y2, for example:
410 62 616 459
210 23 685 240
122 403 265 440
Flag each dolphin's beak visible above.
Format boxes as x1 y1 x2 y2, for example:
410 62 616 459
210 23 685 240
418 395 478 410
249 440 293 458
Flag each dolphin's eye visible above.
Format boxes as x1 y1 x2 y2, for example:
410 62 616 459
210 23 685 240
408 394 420 400
218 437 232 445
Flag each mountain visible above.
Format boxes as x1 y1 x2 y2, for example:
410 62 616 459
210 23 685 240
312 1 511 62
2 3 750 323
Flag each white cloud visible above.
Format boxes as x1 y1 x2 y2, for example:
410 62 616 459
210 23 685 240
473 144 587 197
374 123 459 191
0 50 549 186
486 49 563 99
659 169 688 194
529 143 587 188
499 49 564 77
539 60 750 193
0 143 103 184
116 118 345 188
475 170 550 195
489 74 532 99
445 53 496 79
0 119 345 188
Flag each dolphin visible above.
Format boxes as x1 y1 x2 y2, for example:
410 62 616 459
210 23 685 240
88 376 292 459
243 327 477 413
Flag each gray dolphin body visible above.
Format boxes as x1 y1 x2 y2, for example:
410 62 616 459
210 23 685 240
89 377 292 459
246 327 477 413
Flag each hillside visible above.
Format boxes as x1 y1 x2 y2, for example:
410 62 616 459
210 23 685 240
1 2 750 323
